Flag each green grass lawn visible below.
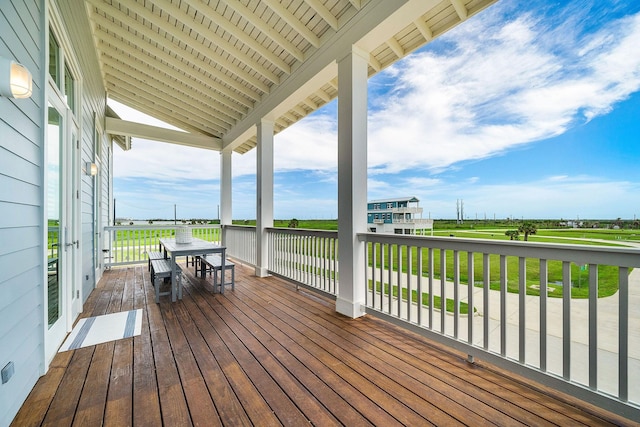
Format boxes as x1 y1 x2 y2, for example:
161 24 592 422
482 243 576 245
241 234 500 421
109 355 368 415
369 281 472 314
367 244 621 299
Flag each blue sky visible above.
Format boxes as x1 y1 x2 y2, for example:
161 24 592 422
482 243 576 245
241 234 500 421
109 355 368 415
112 0 640 221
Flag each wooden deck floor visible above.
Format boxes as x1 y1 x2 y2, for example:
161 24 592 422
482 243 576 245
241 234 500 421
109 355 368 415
12 262 633 426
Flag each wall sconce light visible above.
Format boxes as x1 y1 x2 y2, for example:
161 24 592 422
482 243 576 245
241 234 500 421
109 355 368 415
0 56 33 99
86 162 98 176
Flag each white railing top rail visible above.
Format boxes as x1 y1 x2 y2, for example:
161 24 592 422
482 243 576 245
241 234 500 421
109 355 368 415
105 224 221 231
360 233 640 267
266 227 338 238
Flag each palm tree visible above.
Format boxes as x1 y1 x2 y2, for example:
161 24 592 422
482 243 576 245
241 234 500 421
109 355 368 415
518 222 537 241
505 230 520 240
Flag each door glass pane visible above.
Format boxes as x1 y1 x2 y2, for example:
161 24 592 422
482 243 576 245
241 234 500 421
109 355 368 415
49 30 60 87
47 104 62 327
64 63 74 113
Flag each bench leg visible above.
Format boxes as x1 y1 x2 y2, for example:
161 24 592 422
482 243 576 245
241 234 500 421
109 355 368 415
154 276 161 304
231 267 235 290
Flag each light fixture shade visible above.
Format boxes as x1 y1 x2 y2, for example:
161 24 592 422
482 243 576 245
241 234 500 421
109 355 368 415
0 56 33 99
86 162 98 176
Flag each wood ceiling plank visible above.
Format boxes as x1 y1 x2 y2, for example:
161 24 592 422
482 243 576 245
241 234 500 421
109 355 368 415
103 61 236 131
128 0 284 83
107 75 226 136
108 85 220 137
181 0 292 74
221 0 305 62
303 0 339 30
95 34 250 117
262 0 321 48
87 0 280 86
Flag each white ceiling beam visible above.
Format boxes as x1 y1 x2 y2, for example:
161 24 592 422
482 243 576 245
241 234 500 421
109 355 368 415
123 0 286 80
106 117 222 150
109 91 213 137
386 36 404 58
112 62 237 127
414 18 433 41
103 61 234 131
261 0 321 48
214 0 306 62
368 53 382 72
96 41 247 120
88 3 271 95
92 20 260 104
314 88 332 103
93 28 253 113
292 105 307 117
87 0 280 86
450 0 468 20
348 0 362 10
107 76 224 135
283 112 297 123
302 98 318 110
180 0 292 74
356 0 440 52
303 0 339 31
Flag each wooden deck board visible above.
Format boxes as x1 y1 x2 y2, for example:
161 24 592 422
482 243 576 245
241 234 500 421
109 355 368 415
11 262 633 426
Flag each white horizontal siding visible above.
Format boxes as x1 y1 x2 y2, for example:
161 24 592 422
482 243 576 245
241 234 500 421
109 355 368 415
0 1 45 426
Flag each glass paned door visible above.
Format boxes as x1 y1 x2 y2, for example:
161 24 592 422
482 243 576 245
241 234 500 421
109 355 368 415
45 98 80 362
47 104 62 328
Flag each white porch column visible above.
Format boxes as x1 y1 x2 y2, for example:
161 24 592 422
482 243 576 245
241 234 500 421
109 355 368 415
255 119 274 277
220 150 232 246
336 46 368 318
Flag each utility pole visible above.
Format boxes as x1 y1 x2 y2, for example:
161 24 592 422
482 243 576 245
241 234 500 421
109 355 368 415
174 204 177 225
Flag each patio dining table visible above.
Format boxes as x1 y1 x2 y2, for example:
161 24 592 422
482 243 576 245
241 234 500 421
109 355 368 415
158 237 226 301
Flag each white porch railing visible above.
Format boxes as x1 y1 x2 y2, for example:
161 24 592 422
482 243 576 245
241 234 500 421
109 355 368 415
103 225 220 267
224 225 257 266
267 228 339 296
359 232 640 420
99 223 640 419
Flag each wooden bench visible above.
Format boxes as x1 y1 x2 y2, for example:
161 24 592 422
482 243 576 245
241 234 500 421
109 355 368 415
199 254 235 292
147 250 165 272
150 258 181 303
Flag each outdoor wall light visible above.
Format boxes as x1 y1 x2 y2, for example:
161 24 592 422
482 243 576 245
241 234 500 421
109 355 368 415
0 56 33 99
86 162 98 176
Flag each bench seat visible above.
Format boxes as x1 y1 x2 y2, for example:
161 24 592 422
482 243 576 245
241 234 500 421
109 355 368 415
147 250 165 271
150 258 181 303
199 254 235 292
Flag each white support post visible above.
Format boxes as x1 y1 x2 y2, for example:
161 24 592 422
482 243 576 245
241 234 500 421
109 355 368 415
336 46 368 318
220 151 232 246
255 119 274 277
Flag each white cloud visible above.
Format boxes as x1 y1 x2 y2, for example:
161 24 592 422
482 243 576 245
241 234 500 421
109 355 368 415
365 5 640 174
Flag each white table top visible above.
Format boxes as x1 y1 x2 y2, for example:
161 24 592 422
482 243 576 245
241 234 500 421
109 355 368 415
160 237 224 254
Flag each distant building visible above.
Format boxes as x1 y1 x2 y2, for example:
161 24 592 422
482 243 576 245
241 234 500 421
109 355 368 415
367 196 433 235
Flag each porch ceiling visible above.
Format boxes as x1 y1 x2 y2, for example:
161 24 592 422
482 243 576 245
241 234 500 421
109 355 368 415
86 0 497 153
